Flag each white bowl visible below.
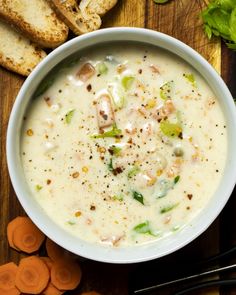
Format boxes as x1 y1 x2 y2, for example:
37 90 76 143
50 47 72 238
7 27 236 263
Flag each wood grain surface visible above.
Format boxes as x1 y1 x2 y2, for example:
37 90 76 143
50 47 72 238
0 1 235 295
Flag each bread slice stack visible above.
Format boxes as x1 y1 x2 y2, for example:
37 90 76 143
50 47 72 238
0 0 118 76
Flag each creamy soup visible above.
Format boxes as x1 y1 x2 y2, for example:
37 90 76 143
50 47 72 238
21 43 227 247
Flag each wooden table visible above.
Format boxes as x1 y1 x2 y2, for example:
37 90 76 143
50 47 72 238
1 1 236 294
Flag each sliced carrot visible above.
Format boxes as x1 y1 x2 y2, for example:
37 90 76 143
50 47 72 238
40 257 53 271
15 256 50 294
11 217 45 254
0 262 20 295
7 216 26 250
50 259 82 290
42 282 64 295
45 238 65 262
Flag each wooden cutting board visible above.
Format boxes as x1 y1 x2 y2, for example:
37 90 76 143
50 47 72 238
0 1 224 294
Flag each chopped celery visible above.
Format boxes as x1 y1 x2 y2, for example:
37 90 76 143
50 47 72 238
133 221 160 236
121 75 135 90
174 175 180 184
91 124 122 139
108 83 125 109
183 73 197 87
160 203 179 214
35 185 42 191
67 220 76 225
108 145 122 156
160 80 174 100
97 62 108 75
65 109 75 124
132 191 144 205
108 158 114 172
128 166 140 178
160 120 182 137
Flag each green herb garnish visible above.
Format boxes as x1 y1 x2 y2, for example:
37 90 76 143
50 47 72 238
132 191 144 205
160 203 179 214
133 221 160 236
35 185 42 191
65 109 75 124
202 0 236 50
108 158 114 172
91 124 122 139
160 120 182 137
128 166 140 178
174 175 180 184
183 73 197 87
160 80 174 100
97 62 108 75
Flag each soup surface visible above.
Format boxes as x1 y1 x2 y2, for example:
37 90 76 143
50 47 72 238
21 44 227 247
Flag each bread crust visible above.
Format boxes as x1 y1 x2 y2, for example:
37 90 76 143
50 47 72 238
48 0 118 35
0 20 46 76
0 0 69 48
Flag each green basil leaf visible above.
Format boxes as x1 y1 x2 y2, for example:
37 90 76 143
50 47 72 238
132 191 144 205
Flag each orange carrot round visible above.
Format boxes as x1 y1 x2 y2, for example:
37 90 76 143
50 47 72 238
0 262 20 295
50 259 82 290
40 257 53 271
7 216 26 250
11 217 45 254
45 238 65 261
42 282 64 295
15 256 50 294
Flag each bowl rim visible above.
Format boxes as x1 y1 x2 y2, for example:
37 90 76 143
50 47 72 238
6 27 236 263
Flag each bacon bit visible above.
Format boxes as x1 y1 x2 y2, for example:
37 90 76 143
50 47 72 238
125 123 137 135
96 94 115 129
44 97 51 106
26 129 34 136
75 211 82 217
46 179 51 185
116 64 127 74
90 205 96 211
149 64 160 73
76 62 95 82
127 138 133 144
112 167 123 176
72 172 80 178
187 194 193 200
101 235 124 247
154 100 175 122
82 166 89 173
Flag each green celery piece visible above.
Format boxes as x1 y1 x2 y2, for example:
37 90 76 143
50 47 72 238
133 221 151 234
230 7 236 42
108 83 125 109
65 109 75 124
121 75 135 90
160 120 182 137
160 81 174 100
109 145 122 156
183 73 197 87
128 166 140 178
67 221 76 225
91 124 122 139
35 185 42 191
97 62 108 75
154 0 169 3
160 203 179 214
132 191 144 205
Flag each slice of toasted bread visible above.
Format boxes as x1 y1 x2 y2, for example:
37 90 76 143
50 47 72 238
0 0 69 48
0 20 46 76
49 0 117 35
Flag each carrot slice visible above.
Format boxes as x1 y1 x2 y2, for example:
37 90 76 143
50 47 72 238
15 256 50 294
40 257 53 271
50 259 82 290
42 282 64 295
7 216 26 250
0 262 20 295
11 217 45 254
45 238 65 262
